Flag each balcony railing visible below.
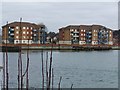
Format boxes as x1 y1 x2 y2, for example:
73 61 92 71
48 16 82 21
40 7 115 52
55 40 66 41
73 35 79 37
9 33 14 36
74 31 79 33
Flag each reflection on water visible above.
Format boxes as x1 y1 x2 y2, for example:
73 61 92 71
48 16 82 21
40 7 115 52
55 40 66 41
1 50 119 88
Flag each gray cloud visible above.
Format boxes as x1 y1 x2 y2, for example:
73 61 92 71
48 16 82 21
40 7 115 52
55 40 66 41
2 2 118 32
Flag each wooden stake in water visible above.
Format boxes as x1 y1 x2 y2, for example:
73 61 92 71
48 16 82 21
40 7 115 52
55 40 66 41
3 52 5 90
52 68 54 90
48 43 53 90
41 50 44 90
5 21 9 90
46 52 48 88
58 76 62 90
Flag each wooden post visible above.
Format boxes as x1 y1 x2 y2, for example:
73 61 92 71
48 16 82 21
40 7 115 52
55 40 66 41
5 21 9 90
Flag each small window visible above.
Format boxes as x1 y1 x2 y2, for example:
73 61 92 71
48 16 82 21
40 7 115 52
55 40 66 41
27 27 29 29
23 36 26 39
23 27 26 29
16 26 19 29
16 36 19 38
31 27 33 30
75 29 77 32
27 32 29 34
16 31 19 34
23 31 26 34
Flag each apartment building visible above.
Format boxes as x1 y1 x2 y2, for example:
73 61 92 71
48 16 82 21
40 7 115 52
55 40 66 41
2 22 47 44
59 25 113 45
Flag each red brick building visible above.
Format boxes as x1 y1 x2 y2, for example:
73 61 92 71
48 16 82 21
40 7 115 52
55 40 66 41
59 25 113 45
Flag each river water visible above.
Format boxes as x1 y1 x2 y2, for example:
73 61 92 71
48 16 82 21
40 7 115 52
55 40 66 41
0 50 118 88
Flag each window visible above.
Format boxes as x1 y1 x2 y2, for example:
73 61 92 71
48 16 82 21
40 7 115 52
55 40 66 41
31 27 33 30
75 29 77 32
70 29 74 32
81 29 83 32
23 36 26 39
16 31 19 34
31 32 32 34
23 31 26 34
27 32 29 34
84 34 85 36
94 30 96 32
109 34 111 37
27 27 29 29
81 38 83 40
23 27 26 29
81 34 83 36
16 26 19 29
16 36 19 38
84 30 85 32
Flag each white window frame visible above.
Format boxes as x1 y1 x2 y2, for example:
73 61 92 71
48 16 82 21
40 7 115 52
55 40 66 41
23 31 26 34
16 36 19 39
23 27 26 29
23 36 26 39
16 31 19 34
27 27 29 29
16 26 19 29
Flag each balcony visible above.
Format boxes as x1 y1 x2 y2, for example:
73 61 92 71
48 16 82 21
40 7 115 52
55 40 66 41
9 28 14 31
73 35 79 37
9 33 14 36
32 29 37 32
33 34 38 37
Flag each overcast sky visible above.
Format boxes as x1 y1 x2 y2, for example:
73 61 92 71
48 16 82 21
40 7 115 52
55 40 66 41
1 1 118 33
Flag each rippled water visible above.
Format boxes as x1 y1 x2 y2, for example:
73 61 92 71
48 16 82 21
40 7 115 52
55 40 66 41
0 50 118 88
